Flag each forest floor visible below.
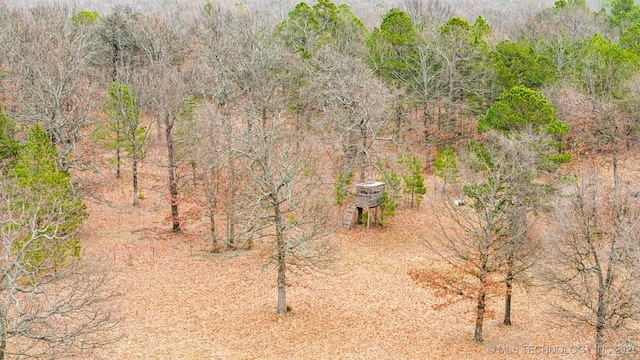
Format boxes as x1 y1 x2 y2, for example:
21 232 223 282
76 140 631 360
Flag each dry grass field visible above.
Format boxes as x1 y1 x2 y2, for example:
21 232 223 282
74 141 633 360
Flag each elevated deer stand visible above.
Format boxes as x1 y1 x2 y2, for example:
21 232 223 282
342 181 385 230
355 181 384 229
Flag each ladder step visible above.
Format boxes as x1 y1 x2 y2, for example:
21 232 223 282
342 203 356 230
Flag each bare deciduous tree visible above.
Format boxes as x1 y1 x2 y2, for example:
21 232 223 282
95 6 145 84
401 27 450 160
135 9 199 232
546 172 640 359
0 178 119 360
232 115 333 315
214 6 289 132
182 98 239 250
5 4 99 172
401 0 454 29
519 5 614 82
200 6 335 311
193 3 248 248
311 50 393 187
412 131 552 341
94 6 151 179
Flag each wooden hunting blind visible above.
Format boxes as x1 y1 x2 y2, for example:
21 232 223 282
355 181 385 208
342 181 385 230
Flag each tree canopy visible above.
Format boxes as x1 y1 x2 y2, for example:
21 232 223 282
478 85 568 137
275 0 367 58
491 40 557 90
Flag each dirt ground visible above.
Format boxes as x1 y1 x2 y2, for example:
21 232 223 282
71 141 617 360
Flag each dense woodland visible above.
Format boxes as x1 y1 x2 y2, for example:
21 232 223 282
2 0 640 358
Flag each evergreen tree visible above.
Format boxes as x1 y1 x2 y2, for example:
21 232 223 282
11 124 87 266
578 34 638 100
376 161 401 224
275 0 367 58
610 0 640 28
620 21 640 54
334 171 353 205
402 155 426 208
0 107 20 172
434 147 459 185
478 86 569 139
435 16 494 113
554 0 587 9
70 9 99 26
491 40 557 91
104 81 148 205
477 86 570 326
366 8 417 83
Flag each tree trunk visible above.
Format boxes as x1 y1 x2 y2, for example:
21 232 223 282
473 287 486 342
60 152 69 173
595 289 606 360
132 144 139 206
210 214 217 249
225 168 236 249
226 117 236 249
475 288 486 342
504 202 525 326
191 161 197 187
111 44 119 82
295 104 303 133
410 187 415 209
277 250 287 314
503 270 513 326
225 175 236 249
394 100 402 143
116 127 121 179
475 264 488 342
342 128 357 180
0 336 5 360
360 122 368 182
165 118 181 232
612 152 618 190
262 106 267 129
226 210 235 249
273 196 288 315
503 250 514 325
448 65 454 104
423 107 431 170
208 176 218 248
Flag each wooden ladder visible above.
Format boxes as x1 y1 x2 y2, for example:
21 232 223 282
342 203 356 230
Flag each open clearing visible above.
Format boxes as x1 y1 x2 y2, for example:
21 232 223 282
75 144 607 359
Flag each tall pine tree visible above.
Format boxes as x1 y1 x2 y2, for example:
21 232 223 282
11 124 87 265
